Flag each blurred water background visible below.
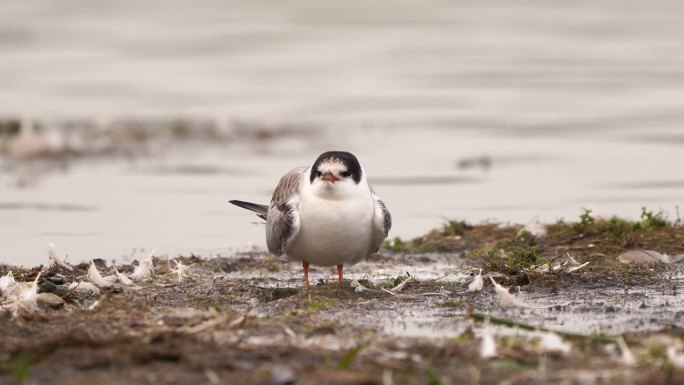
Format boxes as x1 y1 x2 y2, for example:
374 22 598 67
1 0 683 265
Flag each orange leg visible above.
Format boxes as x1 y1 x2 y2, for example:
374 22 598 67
303 261 310 287
337 264 344 284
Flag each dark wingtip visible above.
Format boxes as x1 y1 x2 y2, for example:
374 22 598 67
229 199 269 216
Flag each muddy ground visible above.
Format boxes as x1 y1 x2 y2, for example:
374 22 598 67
2 214 684 385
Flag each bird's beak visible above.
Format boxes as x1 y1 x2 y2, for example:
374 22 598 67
321 172 338 183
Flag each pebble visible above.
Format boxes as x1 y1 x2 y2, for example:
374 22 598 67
73 281 101 296
37 292 65 309
618 250 668 265
46 274 67 285
38 281 69 297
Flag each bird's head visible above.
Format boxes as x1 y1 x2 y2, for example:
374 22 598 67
309 151 364 196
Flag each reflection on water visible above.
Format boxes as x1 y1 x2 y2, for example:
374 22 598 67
1 126 682 265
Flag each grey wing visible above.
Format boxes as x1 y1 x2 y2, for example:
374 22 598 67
265 167 306 256
370 191 392 253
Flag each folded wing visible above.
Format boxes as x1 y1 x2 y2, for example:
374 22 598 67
370 190 392 253
265 167 306 256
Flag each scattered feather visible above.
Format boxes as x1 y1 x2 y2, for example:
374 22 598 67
480 321 497 359
467 269 483 292
130 250 155 282
3 273 42 317
114 267 135 285
566 261 590 273
350 279 395 294
283 326 297 339
88 262 113 288
47 242 73 271
171 260 194 283
380 287 399 296
616 337 636 366
667 346 684 368
88 299 101 311
489 277 571 309
22 273 41 311
534 263 550 273
490 277 526 308
181 315 231 334
0 271 16 294
566 252 581 266
389 275 412 292
350 279 371 292
538 332 572 354
523 221 547 237
204 369 220 385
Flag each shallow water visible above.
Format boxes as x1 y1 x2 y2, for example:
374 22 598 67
1 0 684 264
1 126 683 265
218 251 684 338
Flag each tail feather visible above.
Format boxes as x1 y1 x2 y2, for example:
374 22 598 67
229 200 268 220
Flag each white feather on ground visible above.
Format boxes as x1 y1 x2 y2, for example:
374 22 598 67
490 277 526 307
114 267 135 285
47 242 73 271
130 250 155 282
350 279 370 292
467 269 483 292
565 261 590 273
667 346 684 368
88 262 115 288
0 271 16 294
537 332 572 354
489 277 572 309
389 276 411 293
480 321 498 359
171 260 194 283
2 273 42 317
523 221 547 237
617 336 636 366
566 252 581 266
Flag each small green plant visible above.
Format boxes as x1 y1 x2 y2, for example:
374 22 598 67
338 344 366 369
384 237 407 252
380 273 411 289
506 246 542 269
305 298 333 313
608 216 633 237
634 207 669 231
572 208 595 233
441 220 472 237
497 229 537 250
7 353 33 385
424 368 443 385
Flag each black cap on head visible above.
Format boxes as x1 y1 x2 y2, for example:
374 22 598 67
310 151 362 184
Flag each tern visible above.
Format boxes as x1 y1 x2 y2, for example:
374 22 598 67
230 151 391 287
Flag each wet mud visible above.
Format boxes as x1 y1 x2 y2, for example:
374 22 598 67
2 231 684 385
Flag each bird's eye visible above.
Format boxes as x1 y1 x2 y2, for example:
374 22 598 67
316 171 322 177
341 171 351 178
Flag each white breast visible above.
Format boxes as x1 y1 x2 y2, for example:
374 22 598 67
285 177 375 267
